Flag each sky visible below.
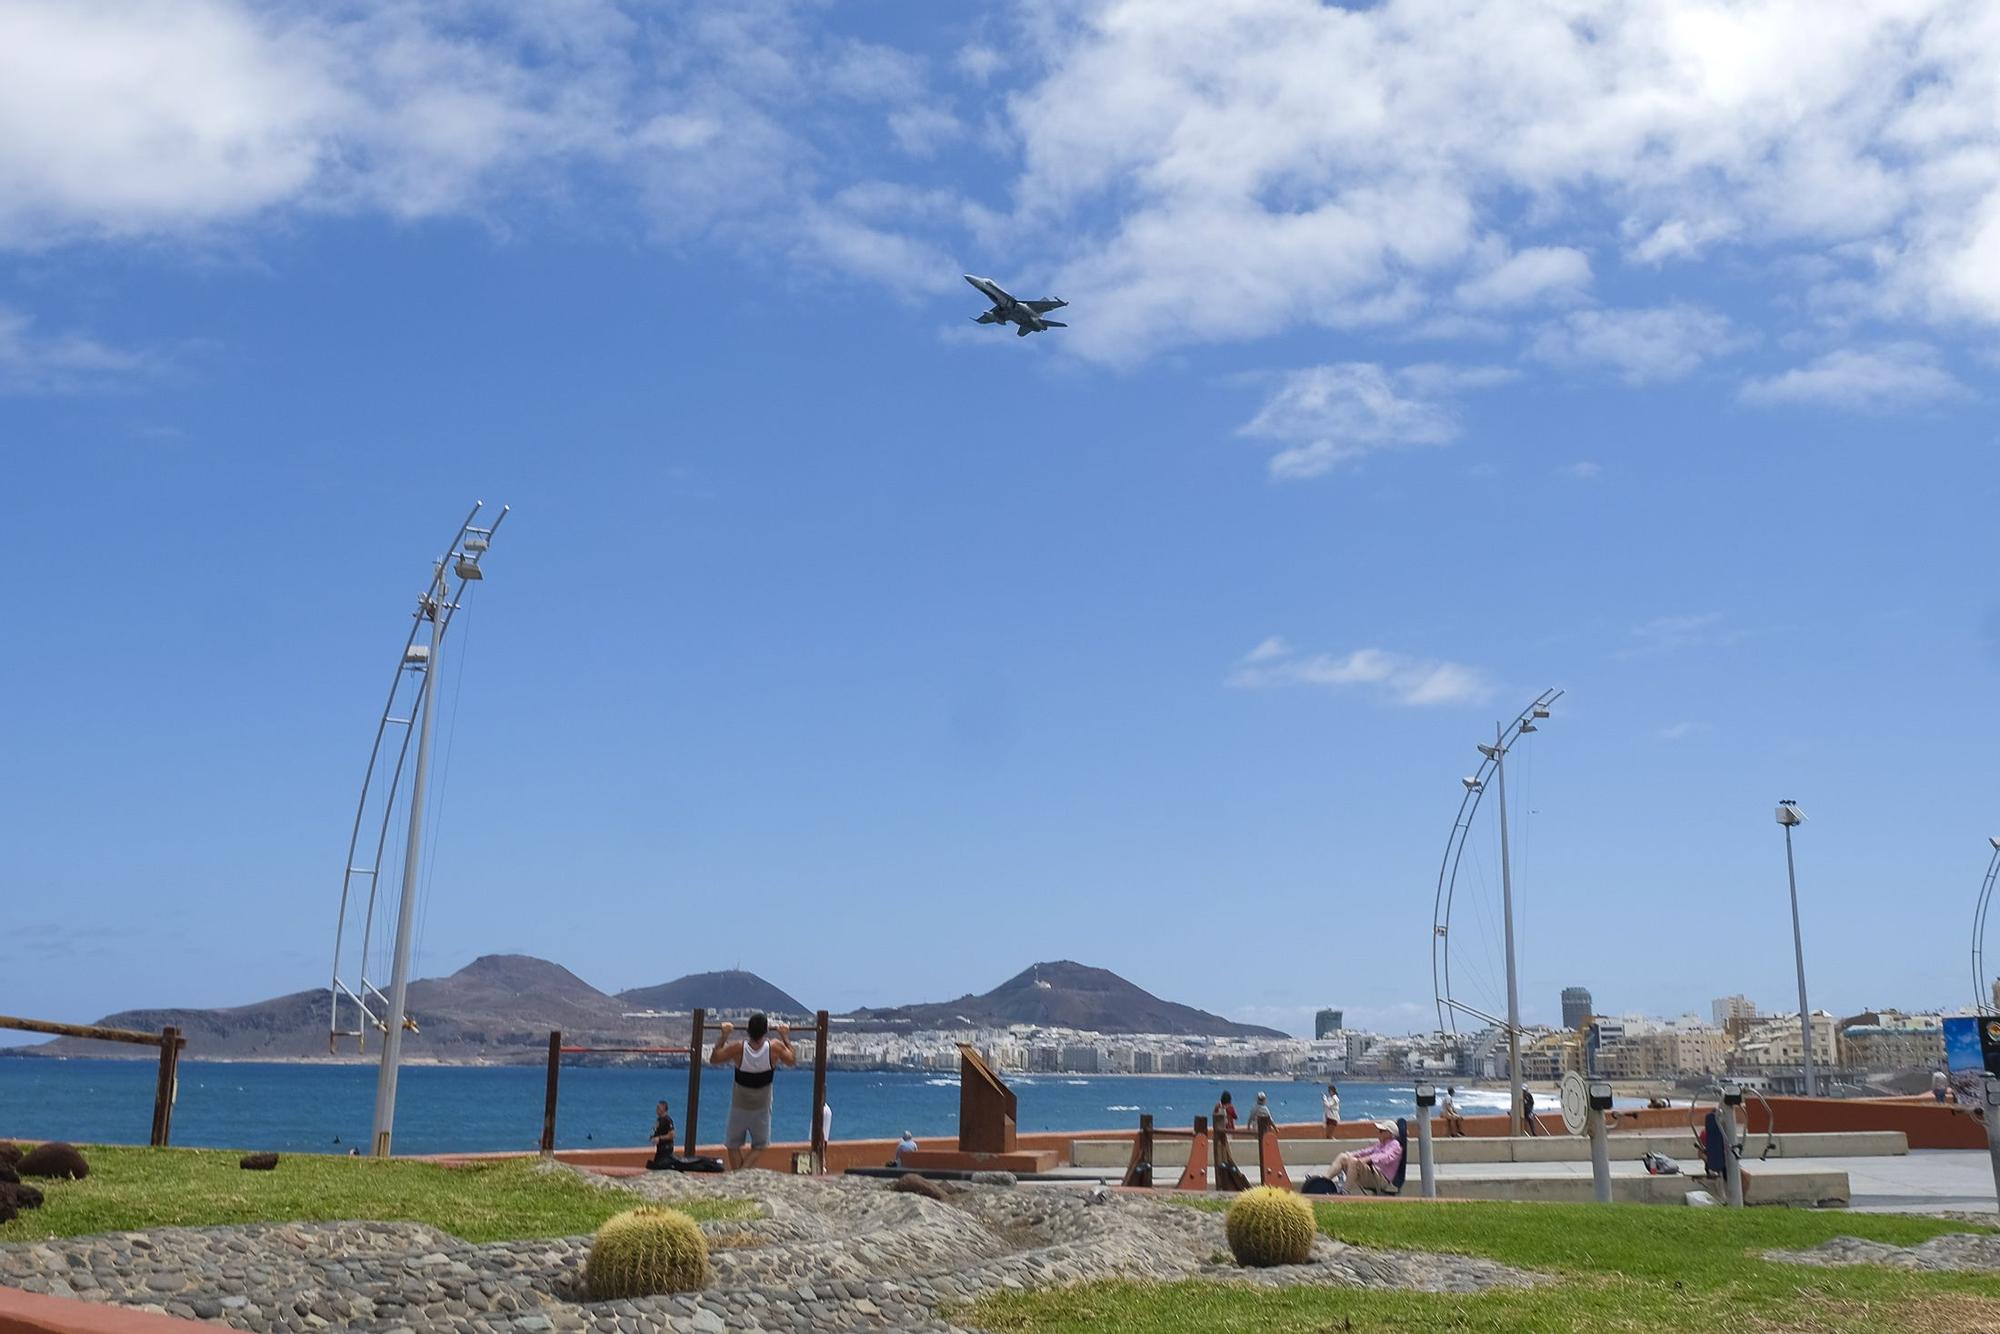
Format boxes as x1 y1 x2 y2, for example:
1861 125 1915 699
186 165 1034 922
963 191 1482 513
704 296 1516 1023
4 0 2000 1042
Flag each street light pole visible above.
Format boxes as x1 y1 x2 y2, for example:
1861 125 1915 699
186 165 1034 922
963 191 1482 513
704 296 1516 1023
371 566 445 1157
1777 801 1815 1099
1495 724 1524 1137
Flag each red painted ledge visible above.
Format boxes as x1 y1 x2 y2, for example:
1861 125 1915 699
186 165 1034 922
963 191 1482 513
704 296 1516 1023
0 1287 208 1333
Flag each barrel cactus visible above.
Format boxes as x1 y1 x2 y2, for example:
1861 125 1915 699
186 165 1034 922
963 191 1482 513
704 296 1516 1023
584 1206 711 1299
1224 1185 1316 1267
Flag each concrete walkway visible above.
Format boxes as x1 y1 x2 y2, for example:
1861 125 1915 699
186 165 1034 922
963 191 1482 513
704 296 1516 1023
1047 1150 2000 1215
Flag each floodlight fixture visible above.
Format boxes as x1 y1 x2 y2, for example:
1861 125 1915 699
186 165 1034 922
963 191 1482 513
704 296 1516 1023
1532 705 1552 718
1775 801 1805 827
454 557 484 581
1517 719 1538 734
1477 742 1502 759
1988 836 1999 851
1462 776 1483 792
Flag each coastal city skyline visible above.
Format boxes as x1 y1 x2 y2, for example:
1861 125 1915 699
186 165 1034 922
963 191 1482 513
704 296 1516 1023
7 3 2000 1045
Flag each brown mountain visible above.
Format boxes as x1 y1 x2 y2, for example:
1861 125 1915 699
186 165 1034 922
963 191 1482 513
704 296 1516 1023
616 969 809 1017
16 957 1283 1060
845 960 1288 1038
28 955 695 1062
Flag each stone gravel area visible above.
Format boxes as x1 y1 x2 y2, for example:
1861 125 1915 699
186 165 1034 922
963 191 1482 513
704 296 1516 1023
1766 1232 2000 1273
0 1167 1541 1331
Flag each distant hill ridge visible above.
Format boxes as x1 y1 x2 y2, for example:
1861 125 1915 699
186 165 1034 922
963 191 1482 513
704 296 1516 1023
848 959 1287 1039
616 969 809 1016
21 955 1284 1060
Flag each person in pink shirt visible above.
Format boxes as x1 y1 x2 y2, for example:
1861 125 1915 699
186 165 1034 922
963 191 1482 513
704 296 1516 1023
1332 1120 1403 1193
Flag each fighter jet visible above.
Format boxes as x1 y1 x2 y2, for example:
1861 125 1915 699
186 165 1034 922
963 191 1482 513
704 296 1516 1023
964 274 1068 337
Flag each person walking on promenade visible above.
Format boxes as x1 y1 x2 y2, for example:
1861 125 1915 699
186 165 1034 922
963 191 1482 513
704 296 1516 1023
708 1012 797 1170
1331 1120 1404 1194
1247 1091 1278 1137
646 1099 676 1169
1442 1087 1465 1137
1322 1082 1341 1138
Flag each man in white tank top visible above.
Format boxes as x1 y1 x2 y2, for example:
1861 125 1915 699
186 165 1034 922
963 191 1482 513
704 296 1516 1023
708 1012 798 1170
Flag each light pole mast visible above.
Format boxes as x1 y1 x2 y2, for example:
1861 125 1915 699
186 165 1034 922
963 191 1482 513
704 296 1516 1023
1492 724 1524 1137
1777 800 1815 1098
370 565 446 1157
327 502 507 1157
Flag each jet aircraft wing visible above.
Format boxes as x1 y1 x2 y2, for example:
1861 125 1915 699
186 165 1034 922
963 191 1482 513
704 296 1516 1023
1024 298 1066 313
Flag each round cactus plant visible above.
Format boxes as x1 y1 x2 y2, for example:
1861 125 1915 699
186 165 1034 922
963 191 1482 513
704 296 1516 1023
584 1205 711 1299
1224 1185 1316 1267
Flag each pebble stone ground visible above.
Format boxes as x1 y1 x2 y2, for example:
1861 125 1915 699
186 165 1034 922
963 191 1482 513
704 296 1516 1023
1766 1232 2000 1273
1 1166 1543 1332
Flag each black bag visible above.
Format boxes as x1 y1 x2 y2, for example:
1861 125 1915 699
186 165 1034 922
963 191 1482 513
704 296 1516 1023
670 1154 725 1173
1217 1160 1251 1192
1301 1175 1339 1195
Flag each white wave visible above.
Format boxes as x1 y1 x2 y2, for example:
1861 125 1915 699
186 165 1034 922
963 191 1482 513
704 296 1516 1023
922 1077 960 1088
1063 1079 1089 1086
1105 1104 1141 1112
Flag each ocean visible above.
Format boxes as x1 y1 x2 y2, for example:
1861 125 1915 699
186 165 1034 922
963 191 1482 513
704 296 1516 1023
0 1059 1517 1155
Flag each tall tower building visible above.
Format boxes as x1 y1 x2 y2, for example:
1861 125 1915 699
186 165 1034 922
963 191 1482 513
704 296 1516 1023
1712 995 1758 1027
1315 1008 1344 1039
1561 987 1593 1030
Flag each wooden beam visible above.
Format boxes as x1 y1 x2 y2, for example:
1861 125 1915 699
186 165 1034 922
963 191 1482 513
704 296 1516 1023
0 1015 182 1048
809 1010 830 1172
149 1026 180 1147
684 1008 705 1157
541 1030 562 1157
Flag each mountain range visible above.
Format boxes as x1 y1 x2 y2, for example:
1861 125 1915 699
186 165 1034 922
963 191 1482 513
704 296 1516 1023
15 956 1284 1061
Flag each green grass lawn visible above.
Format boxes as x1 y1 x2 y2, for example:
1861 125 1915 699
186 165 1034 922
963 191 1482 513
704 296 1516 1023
972 1199 2000 1332
0 1146 752 1244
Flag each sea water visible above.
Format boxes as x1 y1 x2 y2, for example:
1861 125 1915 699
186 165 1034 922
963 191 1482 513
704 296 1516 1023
0 1059 1518 1155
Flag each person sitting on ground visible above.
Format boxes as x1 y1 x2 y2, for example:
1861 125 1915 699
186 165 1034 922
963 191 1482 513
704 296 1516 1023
1521 1088 1544 1136
1322 1082 1341 1138
1646 1093 1671 1110
1247 1091 1278 1138
1330 1120 1404 1194
708 1012 798 1171
1442 1087 1465 1137
894 1130 919 1168
646 1099 676 1170
1935 1068 1950 1104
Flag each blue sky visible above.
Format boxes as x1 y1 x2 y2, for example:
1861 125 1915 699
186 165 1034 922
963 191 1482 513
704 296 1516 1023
4 1 1998 1041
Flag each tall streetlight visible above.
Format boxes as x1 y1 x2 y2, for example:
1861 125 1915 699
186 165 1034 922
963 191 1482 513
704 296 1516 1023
1775 800 1815 1098
1430 689 1560 1140
328 503 507 1158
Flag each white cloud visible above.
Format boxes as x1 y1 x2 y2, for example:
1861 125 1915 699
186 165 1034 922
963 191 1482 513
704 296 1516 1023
1454 246 1592 309
1555 460 1602 480
1238 362 1508 479
1740 342 1971 411
0 0 959 298
1621 612 1747 657
1658 721 1706 741
999 1 2000 360
0 305 149 393
1227 638 1492 707
1531 305 1744 384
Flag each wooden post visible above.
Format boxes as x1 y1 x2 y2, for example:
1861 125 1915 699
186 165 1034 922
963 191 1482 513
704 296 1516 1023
149 1026 180 1147
1123 1113 1155 1188
541 1030 562 1157
685 1008 705 1158
809 1010 830 1172
1257 1126 1292 1191
1176 1115 1210 1192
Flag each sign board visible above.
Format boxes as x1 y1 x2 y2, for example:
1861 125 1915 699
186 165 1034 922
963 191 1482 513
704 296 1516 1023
1559 1070 1588 1135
